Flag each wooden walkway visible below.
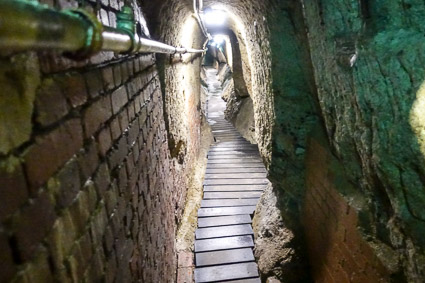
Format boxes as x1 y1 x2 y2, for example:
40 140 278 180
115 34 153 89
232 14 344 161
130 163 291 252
194 68 266 283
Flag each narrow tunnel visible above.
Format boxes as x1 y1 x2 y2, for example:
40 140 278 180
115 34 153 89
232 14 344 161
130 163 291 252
1 0 425 282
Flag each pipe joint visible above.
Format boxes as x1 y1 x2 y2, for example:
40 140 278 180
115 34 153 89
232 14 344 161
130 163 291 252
116 5 136 54
64 8 103 59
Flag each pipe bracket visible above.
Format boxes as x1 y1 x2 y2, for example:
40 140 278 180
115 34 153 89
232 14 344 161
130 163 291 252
116 5 136 54
64 8 103 60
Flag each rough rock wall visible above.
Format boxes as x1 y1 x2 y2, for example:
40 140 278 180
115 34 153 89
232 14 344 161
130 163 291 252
222 30 256 143
266 0 319 228
145 0 204 171
300 0 425 281
253 185 311 282
0 0 202 282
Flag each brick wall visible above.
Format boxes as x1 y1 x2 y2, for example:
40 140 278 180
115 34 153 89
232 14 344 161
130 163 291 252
0 1 201 282
303 134 391 283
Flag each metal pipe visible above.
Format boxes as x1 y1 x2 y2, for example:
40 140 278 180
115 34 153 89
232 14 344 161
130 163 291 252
102 27 205 54
0 1 90 53
193 0 211 40
0 0 206 59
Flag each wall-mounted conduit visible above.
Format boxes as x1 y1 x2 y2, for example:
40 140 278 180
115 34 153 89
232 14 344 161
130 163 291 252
0 0 206 60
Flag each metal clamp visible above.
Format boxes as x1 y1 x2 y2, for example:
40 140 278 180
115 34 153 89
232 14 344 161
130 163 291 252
116 5 136 54
64 8 103 60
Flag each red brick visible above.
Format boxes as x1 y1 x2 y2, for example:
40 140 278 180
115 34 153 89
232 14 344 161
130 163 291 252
304 138 392 283
111 86 128 114
78 139 99 181
55 159 81 209
84 95 112 138
128 100 136 121
113 64 122 86
121 62 129 83
94 162 111 197
178 251 193 268
14 190 56 262
102 67 114 91
97 126 113 157
117 165 128 195
138 106 148 129
68 191 91 238
35 78 69 127
139 54 155 72
70 232 93 279
24 118 83 193
127 121 139 148
0 156 28 221
126 60 134 78
0 231 16 282
134 95 141 114
85 69 104 99
118 110 129 132
110 117 121 141
85 247 106 282
176 267 193 283
60 73 88 107
133 57 140 73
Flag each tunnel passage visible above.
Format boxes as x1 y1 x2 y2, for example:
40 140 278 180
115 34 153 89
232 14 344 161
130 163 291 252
1 0 425 282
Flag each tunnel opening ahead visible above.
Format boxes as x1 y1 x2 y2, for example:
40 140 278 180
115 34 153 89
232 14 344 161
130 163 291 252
1 0 425 282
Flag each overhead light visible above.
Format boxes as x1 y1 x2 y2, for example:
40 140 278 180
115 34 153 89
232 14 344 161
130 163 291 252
212 34 226 46
203 9 227 27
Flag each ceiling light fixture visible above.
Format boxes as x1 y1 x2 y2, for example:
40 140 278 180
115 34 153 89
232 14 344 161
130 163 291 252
203 9 227 27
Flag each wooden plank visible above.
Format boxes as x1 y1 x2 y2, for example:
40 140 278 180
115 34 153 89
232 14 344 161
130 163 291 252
211 142 256 146
205 168 266 174
211 129 235 132
195 248 254 267
201 198 259 207
210 143 255 146
220 278 261 283
214 137 242 140
207 159 264 164
215 136 244 138
208 150 258 154
216 138 246 142
210 144 255 148
214 134 241 137
198 215 252 228
208 151 260 156
203 184 267 192
205 173 267 179
204 179 268 185
203 191 263 199
212 130 237 133
206 163 265 169
215 136 246 142
196 224 253 239
194 262 259 282
194 235 254 252
207 156 261 161
209 145 256 148
213 131 239 134
198 206 256 217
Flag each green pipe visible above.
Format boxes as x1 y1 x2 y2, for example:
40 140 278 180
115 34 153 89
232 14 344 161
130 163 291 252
0 1 101 58
0 0 205 59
